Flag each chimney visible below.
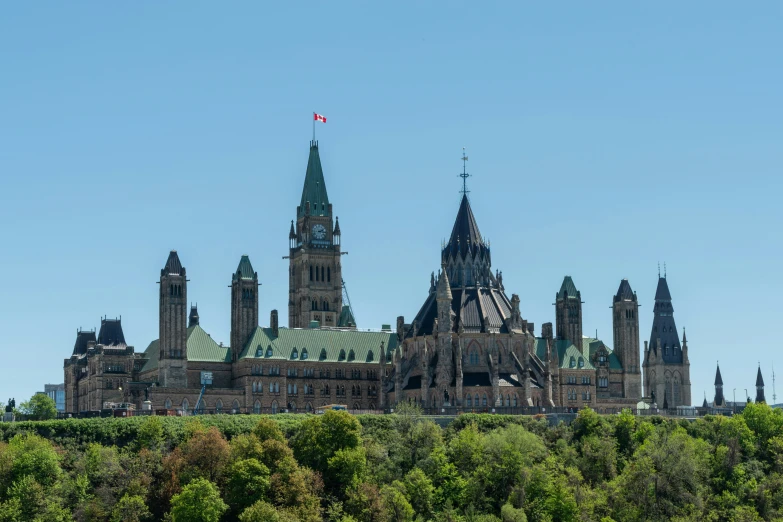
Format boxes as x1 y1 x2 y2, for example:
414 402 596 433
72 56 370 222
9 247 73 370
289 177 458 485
270 309 279 337
541 322 553 340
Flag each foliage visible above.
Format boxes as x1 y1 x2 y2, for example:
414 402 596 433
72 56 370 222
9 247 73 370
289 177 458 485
2 409 783 520
18 394 58 421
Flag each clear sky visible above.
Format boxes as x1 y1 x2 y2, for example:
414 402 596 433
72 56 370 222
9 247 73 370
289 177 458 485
1 3 781 406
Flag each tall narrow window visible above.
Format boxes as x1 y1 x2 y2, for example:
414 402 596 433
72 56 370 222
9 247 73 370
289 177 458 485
327 267 331 282
310 266 313 281
321 266 325 281
316 266 319 281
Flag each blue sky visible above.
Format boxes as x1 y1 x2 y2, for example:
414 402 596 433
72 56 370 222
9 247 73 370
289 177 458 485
1 3 781 406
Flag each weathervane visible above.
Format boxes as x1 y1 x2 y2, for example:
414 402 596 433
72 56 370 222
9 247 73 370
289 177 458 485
459 147 470 196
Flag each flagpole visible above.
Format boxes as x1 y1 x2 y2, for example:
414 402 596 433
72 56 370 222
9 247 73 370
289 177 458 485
312 112 315 142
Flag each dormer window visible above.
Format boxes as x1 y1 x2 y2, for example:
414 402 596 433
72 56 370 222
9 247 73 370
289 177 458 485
301 348 308 360
339 349 346 361
266 346 273 357
320 348 327 361
256 347 263 357
367 350 374 362
348 349 355 362
570 357 576 368
578 357 584 368
291 348 299 359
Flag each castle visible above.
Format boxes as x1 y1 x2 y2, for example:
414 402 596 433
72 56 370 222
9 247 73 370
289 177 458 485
64 141 695 414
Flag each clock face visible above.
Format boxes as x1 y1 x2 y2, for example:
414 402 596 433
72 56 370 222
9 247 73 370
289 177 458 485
312 224 327 240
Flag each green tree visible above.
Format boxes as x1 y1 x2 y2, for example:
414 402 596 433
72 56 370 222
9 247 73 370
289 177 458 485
291 410 362 475
0 433 61 495
500 503 527 522
327 447 367 490
111 494 151 522
137 415 165 451
225 458 271 514
169 478 228 522
381 484 415 522
253 417 287 443
239 500 300 522
18 393 58 421
401 468 435 519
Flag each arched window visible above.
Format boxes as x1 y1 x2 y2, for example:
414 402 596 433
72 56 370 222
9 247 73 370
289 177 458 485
578 357 584 368
182 398 189 413
570 357 576 368
466 265 473 286
165 398 172 409
266 346 273 357
310 265 313 281
327 267 331 282
306 402 313 412
271 401 278 414
339 349 346 361
323 300 329 311
320 348 327 361
232 399 240 413
255 347 263 357
348 349 355 361
505 395 510 407
475 393 479 405
466 395 472 407
482 394 488 407
312 300 317 311
215 399 223 413
196 398 205 412
513 395 518 407
315 266 319 281
301 348 308 360
498 352 502 365
291 348 299 359
321 266 325 281
252 381 257 392
367 350 374 362
254 400 261 414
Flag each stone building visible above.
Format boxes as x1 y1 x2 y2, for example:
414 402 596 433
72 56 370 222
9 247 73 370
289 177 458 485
65 142 696 413
642 275 692 408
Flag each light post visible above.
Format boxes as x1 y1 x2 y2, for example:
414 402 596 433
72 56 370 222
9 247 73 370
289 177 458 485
733 388 736 413
745 388 749 404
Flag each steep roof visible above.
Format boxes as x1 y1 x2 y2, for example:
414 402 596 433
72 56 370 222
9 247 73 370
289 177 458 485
189 305 199 327
715 364 723 386
442 195 490 262
97 319 126 346
654 276 672 301
557 276 579 300
533 336 621 371
298 141 330 218
614 279 635 302
756 367 764 387
233 255 256 281
337 305 356 328
238 327 397 364
139 325 230 374
72 330 96 356
163 251 184 276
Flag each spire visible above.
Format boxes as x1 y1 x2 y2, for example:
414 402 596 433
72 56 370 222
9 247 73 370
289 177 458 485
298 141 330 218
189 304 199 327
233 255 257 281
757 365 766 403
649 272 681 363
702 394 708 408
334 216 341 236
443 194 487 261
756 366 765 387
437 265 452 300
614 279 636 302
654 276 672 301
289 220 296 239
557 276 579 300
163 250 184 276
715 364 723 386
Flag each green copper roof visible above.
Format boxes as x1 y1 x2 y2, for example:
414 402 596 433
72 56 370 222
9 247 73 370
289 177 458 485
533 336 621 371
557 276 579 299
337 305 356 328
298 142 330 218
139 325 230 374
239 327 396 364
233 255 256 281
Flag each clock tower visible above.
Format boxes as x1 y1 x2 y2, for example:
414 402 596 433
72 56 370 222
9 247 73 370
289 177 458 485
288 141 344 329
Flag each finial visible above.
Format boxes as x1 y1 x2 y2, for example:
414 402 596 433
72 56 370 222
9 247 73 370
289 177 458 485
658 262 660 278
459 147 470 197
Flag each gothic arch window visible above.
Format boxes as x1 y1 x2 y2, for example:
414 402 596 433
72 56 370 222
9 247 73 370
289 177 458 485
315 266 319 281
466 265 473 286
252 382 257 392
482 394 488 407
353 403 360 410
196 398 205 412
165 398 172 409
498 352 502 365
466 395 472 407
182 398 189 413
513 394 518 407
215 399 223 413
254 400 261 414
339 349 346 361
232 399 240 413
310 265 313 281
327 267 331 282
505 394 510 407
271 400 278 414
323 300 329 311
570 357 576 368
306 402 313 412
474 393 479 405
321 266 325 281
348 349 355 361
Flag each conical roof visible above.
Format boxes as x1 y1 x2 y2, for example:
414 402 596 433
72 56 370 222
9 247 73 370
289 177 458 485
715 364 723 386
557 276 579 300
233 255 256 281
437 267 453 300
163 251 184 275
702 395 708 408
298 141 330 218
614 279 635 301
443 194 488 261
654 277 672 301
756 367 765 387
334 216 341 235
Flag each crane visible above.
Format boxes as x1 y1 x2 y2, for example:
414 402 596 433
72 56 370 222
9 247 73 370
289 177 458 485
342 278 357 327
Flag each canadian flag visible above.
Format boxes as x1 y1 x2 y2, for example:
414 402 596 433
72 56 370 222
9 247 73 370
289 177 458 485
314 113 327 123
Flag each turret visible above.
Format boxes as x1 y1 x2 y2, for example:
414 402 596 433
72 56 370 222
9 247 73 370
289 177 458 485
756 366 766 404
231 255 259 363
555 276 582 347
436 265 453 333
159 250 188 387
612 279 641 398
189 304 199 327
714 363 725 407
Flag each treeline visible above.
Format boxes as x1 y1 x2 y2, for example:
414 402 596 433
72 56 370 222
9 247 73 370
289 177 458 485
1 404 783 521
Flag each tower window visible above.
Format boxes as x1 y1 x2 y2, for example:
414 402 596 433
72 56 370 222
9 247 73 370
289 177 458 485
327 267 331 282
310 266 313 281
315 266 319 281
321 266 325 281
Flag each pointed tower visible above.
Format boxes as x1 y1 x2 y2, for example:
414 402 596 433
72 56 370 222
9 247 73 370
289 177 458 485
756 366 766 404
288 141 343 328
441 194 491 288
643 273 692 406
555 276 582 347
159 251 188 387
231 255 259 362
436 265 453 333
613 279 641 399
714 364 725 407
189 304 199 327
